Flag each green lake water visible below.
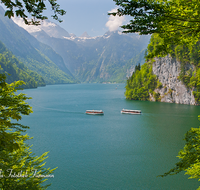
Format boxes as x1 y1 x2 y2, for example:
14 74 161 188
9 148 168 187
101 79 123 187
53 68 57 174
21 83 200 190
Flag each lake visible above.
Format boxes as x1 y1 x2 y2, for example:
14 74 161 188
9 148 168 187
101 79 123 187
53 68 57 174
21 83 200 190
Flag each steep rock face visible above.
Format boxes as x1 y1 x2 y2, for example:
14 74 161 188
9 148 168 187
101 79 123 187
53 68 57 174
30 30 150 83
151 55 197 105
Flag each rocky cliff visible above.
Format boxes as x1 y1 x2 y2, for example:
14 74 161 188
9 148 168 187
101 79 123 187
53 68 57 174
150 55 197 105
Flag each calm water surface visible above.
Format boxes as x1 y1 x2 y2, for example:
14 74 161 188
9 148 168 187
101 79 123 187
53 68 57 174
21 83 200 190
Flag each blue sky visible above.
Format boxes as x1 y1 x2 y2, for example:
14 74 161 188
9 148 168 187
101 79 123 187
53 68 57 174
1 0 129 37
45 0 125 37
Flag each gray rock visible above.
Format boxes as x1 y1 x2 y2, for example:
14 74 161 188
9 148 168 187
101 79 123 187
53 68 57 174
151 55 197 105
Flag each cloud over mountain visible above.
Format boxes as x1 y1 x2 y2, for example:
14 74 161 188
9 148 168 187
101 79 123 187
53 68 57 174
12 18 70 38
106 8 125 32
12 17 42 33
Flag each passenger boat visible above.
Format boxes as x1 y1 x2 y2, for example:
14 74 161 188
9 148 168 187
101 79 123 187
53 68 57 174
121 109 141 114
85 110 104 115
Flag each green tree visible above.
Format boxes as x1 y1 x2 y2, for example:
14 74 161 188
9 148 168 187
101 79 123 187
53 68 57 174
111 0 200 51
125 62 158 101
1 0 66 25
135 63 140 72
160 116 200 190
0 73 56 189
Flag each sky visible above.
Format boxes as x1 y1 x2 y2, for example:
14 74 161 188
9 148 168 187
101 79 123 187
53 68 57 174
1 0 128 37
45 0 127 37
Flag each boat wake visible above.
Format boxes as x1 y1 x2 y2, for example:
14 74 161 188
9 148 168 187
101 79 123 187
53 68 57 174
31 104 85 114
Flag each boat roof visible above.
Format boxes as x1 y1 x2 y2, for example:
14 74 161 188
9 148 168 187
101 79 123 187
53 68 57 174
86 110 103 112
122 109 141 112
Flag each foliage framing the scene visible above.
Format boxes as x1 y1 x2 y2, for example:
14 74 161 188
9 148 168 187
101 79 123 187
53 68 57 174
110 0 200 51
1 0 66 25
0 74 56 189
159 116 200 190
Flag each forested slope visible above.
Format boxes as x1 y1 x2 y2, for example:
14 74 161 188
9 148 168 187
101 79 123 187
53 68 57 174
0 40 45 88
0 6 77 85
125 33 200 104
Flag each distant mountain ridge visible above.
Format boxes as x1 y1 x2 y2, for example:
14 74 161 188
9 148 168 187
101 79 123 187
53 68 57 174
80 32 91 38
12 17 71 39
27 26 151 82
0 6 78 85
12 15 151 83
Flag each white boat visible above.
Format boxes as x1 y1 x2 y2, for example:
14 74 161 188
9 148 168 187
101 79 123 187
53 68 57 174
86 110 104 115
121 109 141 114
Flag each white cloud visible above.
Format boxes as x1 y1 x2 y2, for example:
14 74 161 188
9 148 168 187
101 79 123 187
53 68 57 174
12 17 42 33
106 8 125 32
42 20 56 28
12 18 56 33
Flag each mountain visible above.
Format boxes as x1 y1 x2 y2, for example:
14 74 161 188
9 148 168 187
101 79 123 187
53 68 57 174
27 26 151 83
80 32 91 38
0 40 45 88
12 17 71 39
0 6 77 85
12 13 151 83
17 26 73 77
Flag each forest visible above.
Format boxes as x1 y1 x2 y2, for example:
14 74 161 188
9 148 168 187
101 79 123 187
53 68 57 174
0 40 45 88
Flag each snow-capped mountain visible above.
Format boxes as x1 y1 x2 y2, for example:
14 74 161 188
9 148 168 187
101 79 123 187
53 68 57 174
12 18 151 83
